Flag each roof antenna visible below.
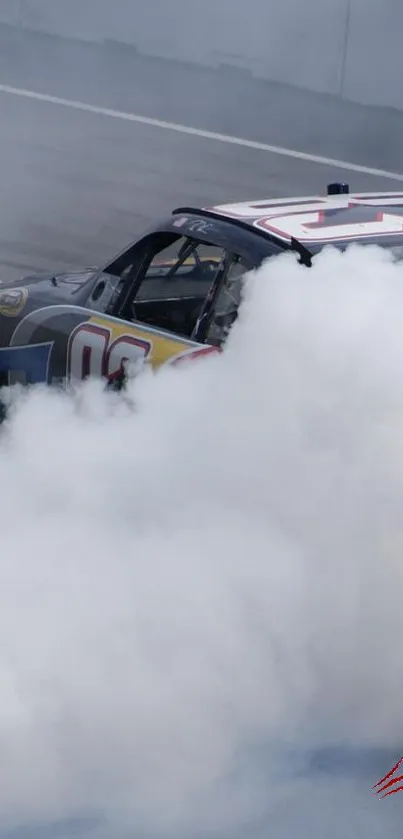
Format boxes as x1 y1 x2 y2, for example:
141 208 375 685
327 182 349 195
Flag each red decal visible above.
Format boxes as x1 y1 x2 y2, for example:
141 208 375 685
171 345 221 366
105 334 151 380
67 323 110 380
373 757 403 799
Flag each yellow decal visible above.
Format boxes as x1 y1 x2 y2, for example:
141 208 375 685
0 287 28 317
67 314 206 381
89 315 198 368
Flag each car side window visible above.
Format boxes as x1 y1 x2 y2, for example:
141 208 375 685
205 255 251 346
127 235 227 340
87 236 148 314
88 233 175 316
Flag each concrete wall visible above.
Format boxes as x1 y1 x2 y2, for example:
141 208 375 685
0 0 401 110
343 0 403 108
0 0 20 26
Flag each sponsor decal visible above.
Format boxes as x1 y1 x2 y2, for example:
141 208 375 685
373 756 403 799
0 287 28 317
172 216 189 228
67 321 152 382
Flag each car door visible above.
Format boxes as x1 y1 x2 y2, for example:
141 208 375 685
68 230 230 384
0 231 250 389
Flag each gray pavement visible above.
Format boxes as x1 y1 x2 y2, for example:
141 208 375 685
0 25 403 171
0 26 403 283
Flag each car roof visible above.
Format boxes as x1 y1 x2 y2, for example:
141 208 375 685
200 190 403 248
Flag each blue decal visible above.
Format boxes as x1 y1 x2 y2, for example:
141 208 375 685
0 343 53 384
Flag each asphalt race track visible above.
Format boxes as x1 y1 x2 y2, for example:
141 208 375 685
1 26 403 284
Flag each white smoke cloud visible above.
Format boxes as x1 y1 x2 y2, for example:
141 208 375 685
0 243 403 838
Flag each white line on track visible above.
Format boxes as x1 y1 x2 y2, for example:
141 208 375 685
0 81 402 182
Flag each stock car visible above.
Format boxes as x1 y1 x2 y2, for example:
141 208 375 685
1 181 403 394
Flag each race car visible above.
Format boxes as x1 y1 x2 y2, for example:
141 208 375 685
1 181 403 393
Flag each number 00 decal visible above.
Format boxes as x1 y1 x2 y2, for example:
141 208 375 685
67 323 151 382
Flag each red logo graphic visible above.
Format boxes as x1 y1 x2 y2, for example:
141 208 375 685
373 757 403 799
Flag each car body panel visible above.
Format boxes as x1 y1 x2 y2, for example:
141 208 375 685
2 187 403 395
0 302 216 387
205 191 403 246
